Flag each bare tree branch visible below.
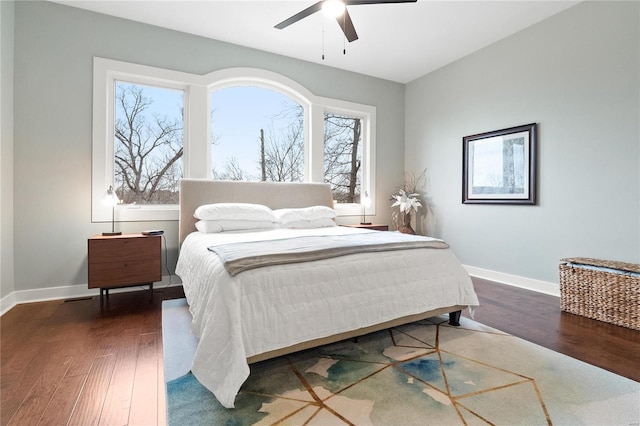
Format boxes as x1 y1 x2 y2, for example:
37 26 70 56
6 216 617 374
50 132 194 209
261 105 304 182
324 114 362 203
114 84 183 204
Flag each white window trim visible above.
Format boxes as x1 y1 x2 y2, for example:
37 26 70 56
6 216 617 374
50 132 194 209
92 58 376 223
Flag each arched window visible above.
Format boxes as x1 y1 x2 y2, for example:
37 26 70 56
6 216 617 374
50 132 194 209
92 59 376 222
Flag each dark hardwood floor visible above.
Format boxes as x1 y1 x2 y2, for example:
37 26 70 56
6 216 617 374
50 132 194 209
0 285 185 426
464 278 639 383
1 278 638 425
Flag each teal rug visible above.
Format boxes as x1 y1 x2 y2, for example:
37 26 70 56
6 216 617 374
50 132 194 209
163 299 639 425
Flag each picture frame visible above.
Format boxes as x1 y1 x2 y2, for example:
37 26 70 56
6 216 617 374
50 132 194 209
462 123 537 205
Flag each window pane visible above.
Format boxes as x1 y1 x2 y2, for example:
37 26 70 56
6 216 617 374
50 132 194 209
210 86 304 182
114 81 184 204
324 113 362 203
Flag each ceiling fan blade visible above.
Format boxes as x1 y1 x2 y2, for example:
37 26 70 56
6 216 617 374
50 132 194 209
336 8 359 42
275 1 323 29
275 0 415 40
345 0 417 4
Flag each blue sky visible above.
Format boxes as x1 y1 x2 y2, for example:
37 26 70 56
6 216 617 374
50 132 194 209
210 86 299 177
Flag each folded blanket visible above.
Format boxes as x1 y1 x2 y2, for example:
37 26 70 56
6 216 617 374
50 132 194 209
208 232 449 276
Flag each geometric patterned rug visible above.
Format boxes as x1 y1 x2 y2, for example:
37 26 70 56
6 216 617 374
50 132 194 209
163 299 640 425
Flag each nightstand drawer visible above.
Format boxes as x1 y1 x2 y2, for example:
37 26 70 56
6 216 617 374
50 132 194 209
88 236 159 262
88 259 161 288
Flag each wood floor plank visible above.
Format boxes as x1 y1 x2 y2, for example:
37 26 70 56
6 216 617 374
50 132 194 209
0 316 40 369
5 351 72 426
0 393 21 424
62 312 120 378
97 328 140 426
63 330 106 378
1 300 56 324
128 332 160 426
1 342 71 425
1 331 44 377
68 354 116 426
37 375 86 426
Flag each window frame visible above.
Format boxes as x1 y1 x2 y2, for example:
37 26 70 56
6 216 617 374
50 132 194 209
92 58 202 222
320 101 376 217
92 58 376 222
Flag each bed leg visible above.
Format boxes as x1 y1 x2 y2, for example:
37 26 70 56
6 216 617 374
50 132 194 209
448 310 462 326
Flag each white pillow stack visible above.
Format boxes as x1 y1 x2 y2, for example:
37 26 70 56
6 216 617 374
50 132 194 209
273 206 337 229
193 203 338 233
194 203 277 233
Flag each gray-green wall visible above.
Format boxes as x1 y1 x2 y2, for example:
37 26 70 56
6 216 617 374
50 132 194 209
405 1 639 284
8 1 404 296
1 0 15 300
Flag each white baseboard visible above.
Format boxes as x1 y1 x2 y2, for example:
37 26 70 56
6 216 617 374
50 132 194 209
464 265 560 297
0 293 16 317
0 275 182 316
1 267 559 316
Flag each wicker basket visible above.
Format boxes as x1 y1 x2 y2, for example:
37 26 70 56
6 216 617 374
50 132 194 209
559 257 640 331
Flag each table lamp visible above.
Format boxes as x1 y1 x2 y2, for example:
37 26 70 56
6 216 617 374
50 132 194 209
102 185 122 236
360 191 372 225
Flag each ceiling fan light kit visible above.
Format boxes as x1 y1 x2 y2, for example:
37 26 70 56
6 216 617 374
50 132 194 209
322 0 346 17
275 0 417 48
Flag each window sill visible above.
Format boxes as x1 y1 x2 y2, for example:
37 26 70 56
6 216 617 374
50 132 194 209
111 204 179 222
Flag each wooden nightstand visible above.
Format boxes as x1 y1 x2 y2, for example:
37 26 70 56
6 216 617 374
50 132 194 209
88 233 162 306
341 224 389 231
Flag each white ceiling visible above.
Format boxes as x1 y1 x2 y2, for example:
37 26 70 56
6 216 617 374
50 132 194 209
53 0 580 83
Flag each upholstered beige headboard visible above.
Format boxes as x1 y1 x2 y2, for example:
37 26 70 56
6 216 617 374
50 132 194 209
179 179 334 245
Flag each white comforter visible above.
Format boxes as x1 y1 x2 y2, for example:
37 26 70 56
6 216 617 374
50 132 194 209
175 226 479 408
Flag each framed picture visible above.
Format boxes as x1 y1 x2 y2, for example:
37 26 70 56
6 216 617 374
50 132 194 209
463 123 537 204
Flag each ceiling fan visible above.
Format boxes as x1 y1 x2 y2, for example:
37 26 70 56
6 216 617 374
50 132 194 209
275 0 418 43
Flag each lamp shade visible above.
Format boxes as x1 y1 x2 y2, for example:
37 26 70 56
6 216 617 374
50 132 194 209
361 192 372 209
103 185 120 207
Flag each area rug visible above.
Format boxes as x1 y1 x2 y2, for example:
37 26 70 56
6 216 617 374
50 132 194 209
162 298 639 425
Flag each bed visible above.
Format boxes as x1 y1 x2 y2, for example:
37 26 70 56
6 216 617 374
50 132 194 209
175 178 479 408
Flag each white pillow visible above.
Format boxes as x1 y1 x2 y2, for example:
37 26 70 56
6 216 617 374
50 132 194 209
280 217 337 229
194 203 275 222
195 220 276 233
274 206 337 225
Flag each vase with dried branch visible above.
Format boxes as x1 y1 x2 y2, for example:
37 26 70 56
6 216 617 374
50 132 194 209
390 170 427 234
